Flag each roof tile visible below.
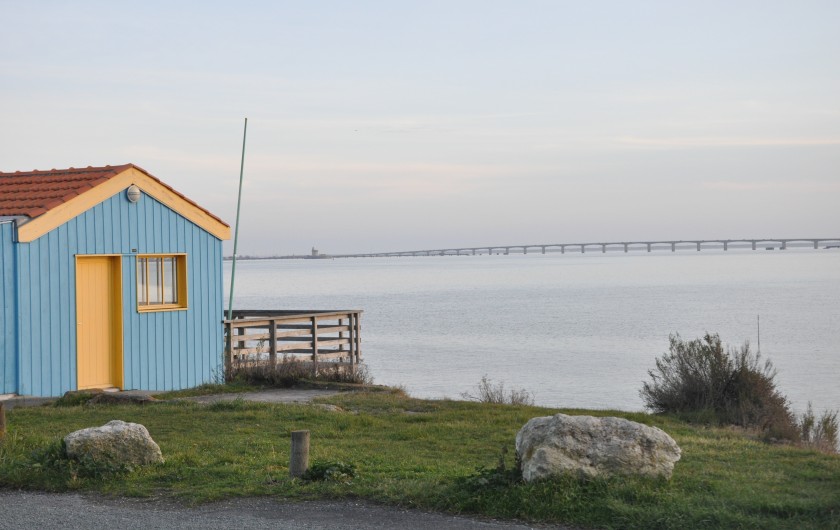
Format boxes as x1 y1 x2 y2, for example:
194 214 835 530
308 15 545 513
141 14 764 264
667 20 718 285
0 164 228 227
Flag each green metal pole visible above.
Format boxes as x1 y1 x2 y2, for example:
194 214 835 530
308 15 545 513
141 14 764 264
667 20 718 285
227 117 248 322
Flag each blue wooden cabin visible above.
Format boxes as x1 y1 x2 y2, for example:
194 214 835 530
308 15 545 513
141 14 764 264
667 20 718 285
0 164 231 397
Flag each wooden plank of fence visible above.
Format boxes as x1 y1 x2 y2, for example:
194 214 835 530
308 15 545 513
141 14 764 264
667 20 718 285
228 345 256 356
276 342 313 353
275 328 316 338
311 350 352 360
229 318 277 328
225 310 363 377
312 338 351 347
235 331 272 341
275 323 348 331
312 325 350 334
271 316 317 325
231 309 360 318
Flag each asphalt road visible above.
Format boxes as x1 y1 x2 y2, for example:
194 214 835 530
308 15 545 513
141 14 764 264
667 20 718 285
0 491 569 530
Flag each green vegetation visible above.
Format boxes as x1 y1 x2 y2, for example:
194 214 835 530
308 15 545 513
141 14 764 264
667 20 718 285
641 333 793 435
156 379 394 401
228 357 373 387
641 333 839 452
799 402 840 454
460 375 535 406
154 381 258 399
1 391 839 528
29 439 134 479
301 460 356 483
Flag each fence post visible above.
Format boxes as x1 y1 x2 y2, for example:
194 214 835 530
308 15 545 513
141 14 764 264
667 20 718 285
311 316 319 377
269 318 277 366
348 313 356 374
0 402 6 439
338 318 346 361
290 430 310 477
354 311 362 365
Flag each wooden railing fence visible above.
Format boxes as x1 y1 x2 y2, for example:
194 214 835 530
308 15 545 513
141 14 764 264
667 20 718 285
223 310 362 374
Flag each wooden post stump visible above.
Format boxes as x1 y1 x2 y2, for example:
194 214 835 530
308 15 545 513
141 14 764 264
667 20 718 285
290 430 310 477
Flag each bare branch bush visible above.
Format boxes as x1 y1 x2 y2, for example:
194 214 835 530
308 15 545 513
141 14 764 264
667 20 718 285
228 354 373 386
799 403 839 454
462 375 535 406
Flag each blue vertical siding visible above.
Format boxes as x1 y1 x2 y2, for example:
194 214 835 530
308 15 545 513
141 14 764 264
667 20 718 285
1 223 17 394
15 192 224 396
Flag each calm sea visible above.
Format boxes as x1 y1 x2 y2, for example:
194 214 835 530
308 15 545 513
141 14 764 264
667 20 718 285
224 250 840 413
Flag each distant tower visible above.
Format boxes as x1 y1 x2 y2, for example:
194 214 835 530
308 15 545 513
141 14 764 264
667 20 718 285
311 247 319 257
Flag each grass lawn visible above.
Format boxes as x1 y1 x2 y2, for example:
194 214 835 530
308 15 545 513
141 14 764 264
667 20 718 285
1 389 838 529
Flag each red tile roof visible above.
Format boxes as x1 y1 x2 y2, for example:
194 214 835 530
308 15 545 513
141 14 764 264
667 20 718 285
0 164 228 227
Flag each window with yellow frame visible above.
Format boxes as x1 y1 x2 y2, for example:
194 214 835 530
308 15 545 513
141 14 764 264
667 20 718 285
136 254 187 311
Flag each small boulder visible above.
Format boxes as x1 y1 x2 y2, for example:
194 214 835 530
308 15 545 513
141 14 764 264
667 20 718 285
515 413 680 482
64 420 164 466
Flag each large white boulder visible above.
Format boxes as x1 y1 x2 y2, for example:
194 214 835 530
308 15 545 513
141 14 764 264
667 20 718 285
64 420 164 466
515 413 680 482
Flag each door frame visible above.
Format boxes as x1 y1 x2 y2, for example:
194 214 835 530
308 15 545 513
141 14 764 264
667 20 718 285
75 254 124 390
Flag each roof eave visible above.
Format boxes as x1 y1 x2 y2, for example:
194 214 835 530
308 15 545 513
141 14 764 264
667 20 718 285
16 166 231 242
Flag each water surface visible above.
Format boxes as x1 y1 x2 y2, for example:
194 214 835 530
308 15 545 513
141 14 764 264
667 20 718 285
225 250 840 413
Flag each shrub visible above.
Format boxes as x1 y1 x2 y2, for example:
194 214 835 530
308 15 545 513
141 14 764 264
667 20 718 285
301 460 356 483
228 355 373 387
640 333 797 440
456 446 522 492
461 376 535 406
29 440 132 479
799 403 839 454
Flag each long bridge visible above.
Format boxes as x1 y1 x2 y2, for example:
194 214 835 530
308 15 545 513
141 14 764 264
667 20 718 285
333 238 840 258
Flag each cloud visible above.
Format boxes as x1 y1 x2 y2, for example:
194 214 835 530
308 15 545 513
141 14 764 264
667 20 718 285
240 158 511 199
618 136 840 148
701 180 840 192
120 146 237 170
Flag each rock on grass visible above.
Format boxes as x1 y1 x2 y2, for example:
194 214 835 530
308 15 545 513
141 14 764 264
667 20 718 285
516 413 681 482
64 420 164 466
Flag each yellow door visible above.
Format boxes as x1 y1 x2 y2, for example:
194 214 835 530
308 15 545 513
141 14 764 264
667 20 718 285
76 256 123 390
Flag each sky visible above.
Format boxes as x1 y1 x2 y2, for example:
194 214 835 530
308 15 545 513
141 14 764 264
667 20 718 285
1 1 838 255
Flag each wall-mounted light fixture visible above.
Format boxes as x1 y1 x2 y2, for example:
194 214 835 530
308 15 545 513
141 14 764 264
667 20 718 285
126 184 142 203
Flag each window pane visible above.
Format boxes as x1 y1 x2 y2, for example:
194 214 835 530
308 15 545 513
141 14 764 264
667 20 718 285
137 258 147 305
163 257 177 304
172 257 179 303
137 255 186 309
148 257 162 304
